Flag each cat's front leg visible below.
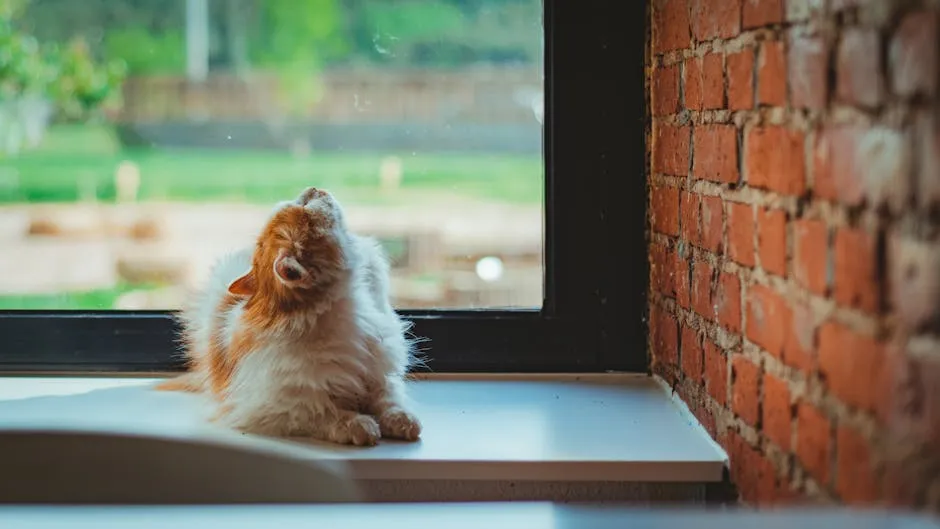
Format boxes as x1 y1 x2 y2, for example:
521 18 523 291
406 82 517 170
367 378 422 441
216 394 381 446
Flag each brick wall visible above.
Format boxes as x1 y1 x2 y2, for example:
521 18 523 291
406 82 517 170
648 0 939 507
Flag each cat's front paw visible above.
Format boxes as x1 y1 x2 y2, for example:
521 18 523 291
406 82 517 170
378 408 422 441
333 414 381 446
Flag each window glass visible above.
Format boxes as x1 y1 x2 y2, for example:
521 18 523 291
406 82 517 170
0 0 543 310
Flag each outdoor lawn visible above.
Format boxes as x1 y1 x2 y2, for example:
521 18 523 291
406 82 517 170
1 125 544 206
0 125 543 310
0 284 156 310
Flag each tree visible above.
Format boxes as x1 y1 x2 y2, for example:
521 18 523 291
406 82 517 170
0 0 126 155
216 0 344 112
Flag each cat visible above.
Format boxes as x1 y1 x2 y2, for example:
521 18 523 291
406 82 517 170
156 186 422 446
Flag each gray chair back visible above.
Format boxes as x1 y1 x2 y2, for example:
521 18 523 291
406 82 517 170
0 428 359 504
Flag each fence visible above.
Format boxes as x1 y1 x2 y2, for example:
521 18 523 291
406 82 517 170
119 66 543 125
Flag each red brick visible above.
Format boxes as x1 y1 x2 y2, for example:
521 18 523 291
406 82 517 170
771 481 805 505
758 41 787 106
758 208 787 277
653 0 691 54
888 236 940 330
837 29 884 108
700 195 724 253
734 435 782 504
819 322 886 414
796 403 831 485
650 242 677 297
728 203 756 267
889 12 937 98
813 125 865 205
746 126 806 195
650 243 667 294
718 428 736 458
783 301 816 373
743 0 783 28
882 463 920 508
836 425 878 504
675 251 692 309
746 284 789 357
684 53 724 110
788 31 829 110
693 125 739 184
651 304 679 368
651 184 681 237
859 127 912 214
725 430 784 505
653 124 691 176
691 260 714 319
727 50 754 110
719 430 741 484
732 355 760 427
704 340 728 405
691 0 742 41
676 381 697 410
681 325 704 382
763 373 792 450
684 59 703 111
889 354 940 452
680 191 701 245
653 65 681 116
692 402 717 438
793 219 828 295
833 228 879 313
881 344 913 428
716 272 741 332
917 114 940 209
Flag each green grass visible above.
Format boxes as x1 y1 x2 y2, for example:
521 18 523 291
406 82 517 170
0 125 544 205
0 284 156 310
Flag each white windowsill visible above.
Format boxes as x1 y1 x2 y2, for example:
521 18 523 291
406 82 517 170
0 373 726 483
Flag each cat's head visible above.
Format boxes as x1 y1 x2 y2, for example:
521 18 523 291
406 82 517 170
226 187 352 310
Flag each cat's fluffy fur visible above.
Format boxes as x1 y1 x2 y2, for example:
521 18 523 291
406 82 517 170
157 187 421 446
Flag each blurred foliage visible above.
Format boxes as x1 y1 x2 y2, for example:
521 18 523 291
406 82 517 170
4 0 539 121
0 0 126 121
103 28 185 75
349 0 541 66
245 0 348 68
241 0 349 112
18 0 540 74
46 39 127 120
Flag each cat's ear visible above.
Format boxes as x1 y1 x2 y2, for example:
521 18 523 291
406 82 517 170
227 270 257 297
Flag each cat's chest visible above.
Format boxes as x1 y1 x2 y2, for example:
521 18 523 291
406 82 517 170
264 334 382 397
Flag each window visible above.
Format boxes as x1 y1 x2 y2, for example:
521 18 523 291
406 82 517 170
0 0 645 373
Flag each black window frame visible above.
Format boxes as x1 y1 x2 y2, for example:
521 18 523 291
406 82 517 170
0 0 648 375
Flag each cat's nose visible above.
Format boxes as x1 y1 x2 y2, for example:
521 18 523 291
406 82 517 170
298 186 328 205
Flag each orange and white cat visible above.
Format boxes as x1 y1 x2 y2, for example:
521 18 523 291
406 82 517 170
157 187 422 446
